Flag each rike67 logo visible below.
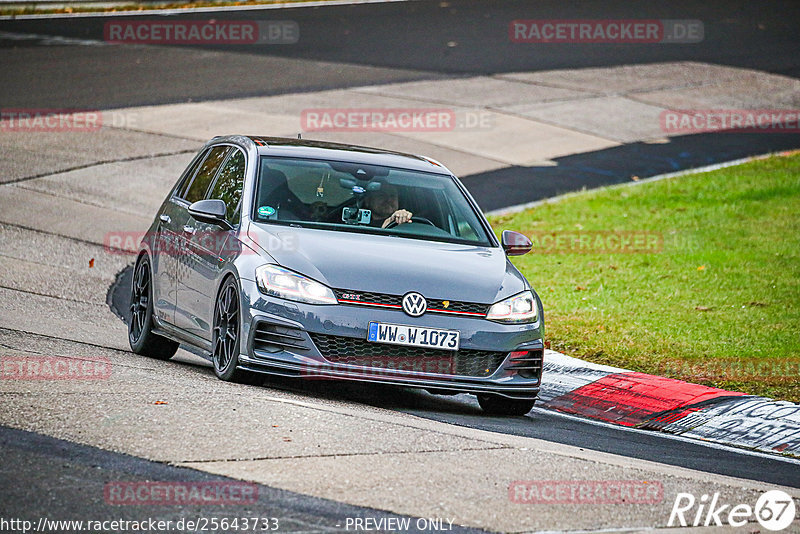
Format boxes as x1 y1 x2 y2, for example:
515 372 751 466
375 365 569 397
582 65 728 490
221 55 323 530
669 490 796 531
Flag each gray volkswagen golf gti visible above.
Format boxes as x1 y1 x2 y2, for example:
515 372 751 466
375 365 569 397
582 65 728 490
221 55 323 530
129 135 544 415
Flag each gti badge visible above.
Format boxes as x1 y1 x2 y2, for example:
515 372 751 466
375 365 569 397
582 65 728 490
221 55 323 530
402 292 427 317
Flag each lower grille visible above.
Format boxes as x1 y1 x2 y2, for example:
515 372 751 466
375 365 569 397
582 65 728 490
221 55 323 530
309 333 507 378
253 322 309 353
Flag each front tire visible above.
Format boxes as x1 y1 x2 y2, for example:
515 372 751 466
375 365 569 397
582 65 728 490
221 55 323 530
129 256 179 360
212 277 261 385
477 395 535 416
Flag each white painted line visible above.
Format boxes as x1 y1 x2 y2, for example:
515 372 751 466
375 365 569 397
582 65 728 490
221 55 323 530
485 153 774 217
0 0 411 20
544 349 628 374
0 29 106 45
532 406 800 466
530 528 655 534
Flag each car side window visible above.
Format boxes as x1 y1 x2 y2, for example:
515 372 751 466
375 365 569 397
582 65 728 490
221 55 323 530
183 145 232 204
174 149 209 200
207 148 246 225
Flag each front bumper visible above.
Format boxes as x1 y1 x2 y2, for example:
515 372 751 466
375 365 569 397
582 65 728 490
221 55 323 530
237 279 544 400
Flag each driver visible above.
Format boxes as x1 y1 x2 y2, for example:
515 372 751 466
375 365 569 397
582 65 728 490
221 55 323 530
363 184 413 228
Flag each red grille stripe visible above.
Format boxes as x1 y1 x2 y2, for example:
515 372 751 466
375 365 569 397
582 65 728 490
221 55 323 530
339 299 401 309
428 308 484 316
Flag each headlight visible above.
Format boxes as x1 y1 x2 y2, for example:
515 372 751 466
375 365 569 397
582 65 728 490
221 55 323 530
486 290 538 324
255 265 337 305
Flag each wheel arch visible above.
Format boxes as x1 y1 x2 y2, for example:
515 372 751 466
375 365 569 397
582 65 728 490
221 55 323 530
213 268 247 359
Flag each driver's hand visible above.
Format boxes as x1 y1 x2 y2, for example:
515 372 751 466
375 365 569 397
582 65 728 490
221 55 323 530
382 209 413 228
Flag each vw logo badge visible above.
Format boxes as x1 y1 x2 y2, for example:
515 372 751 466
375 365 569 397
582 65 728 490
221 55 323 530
402 292 427 317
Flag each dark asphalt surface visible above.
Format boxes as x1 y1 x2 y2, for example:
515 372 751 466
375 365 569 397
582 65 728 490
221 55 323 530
1 0 799 109
465 131 800 211
0 425 488 533
3 0 800 524
2 0 798 208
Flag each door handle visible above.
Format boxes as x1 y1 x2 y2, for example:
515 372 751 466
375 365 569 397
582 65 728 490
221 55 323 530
183 225 196 235
159 214 171 224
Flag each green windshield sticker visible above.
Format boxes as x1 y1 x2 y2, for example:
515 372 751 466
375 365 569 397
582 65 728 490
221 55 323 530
258 206 275 217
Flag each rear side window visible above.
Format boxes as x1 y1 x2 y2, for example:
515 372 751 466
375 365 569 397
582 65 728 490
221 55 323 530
207 149 246 225
175 149 209 199
183 145 232 203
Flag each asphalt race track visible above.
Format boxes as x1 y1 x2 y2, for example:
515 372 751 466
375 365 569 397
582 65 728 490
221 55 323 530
0 426 486 533
2 0 800 108
104 263 800 490
2 0 800 531
2 1 800 208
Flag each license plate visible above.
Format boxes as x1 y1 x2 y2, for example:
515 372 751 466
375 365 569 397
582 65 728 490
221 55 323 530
367 322 460 351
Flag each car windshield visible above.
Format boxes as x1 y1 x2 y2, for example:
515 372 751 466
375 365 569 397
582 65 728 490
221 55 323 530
253 156 493 246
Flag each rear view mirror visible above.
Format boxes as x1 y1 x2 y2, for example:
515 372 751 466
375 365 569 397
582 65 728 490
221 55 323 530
188 199 230 227
501 230 532 256
330 161 390 177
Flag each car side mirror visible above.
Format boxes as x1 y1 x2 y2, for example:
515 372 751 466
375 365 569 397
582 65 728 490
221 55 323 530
188 199 230 228
501 230 532 256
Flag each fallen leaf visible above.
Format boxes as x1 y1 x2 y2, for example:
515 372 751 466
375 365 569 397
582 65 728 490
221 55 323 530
695 306 712 311
89 258 95 268
575 285 587 291
153 400 168 405
697 265 706 271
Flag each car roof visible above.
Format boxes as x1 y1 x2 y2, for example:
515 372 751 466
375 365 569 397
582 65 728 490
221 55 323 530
210 135 454 175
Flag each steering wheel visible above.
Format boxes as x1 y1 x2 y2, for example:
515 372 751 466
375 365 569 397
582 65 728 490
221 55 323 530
385 216 436 229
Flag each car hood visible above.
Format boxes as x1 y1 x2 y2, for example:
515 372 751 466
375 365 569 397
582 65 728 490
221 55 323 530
247 223 527 304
